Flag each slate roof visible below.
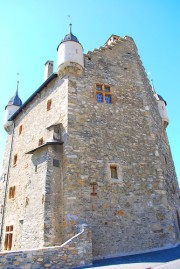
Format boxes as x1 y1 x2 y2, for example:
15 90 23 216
9 73 57 121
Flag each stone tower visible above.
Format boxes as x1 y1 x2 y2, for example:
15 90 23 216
0 27 179 260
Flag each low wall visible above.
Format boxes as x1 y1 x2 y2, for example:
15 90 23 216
0 224 92 269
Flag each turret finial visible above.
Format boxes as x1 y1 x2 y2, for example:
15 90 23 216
16 73 20 96
16 81 19 96
68 15 72 34
69 23 72 34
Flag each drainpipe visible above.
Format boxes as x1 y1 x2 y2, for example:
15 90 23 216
0 121 15 249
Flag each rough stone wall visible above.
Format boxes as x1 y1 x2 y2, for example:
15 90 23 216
0 77 68 250
62 37 180 259
44 144 64 246
130 37 180 239
0 34 179 261
0 224 92 269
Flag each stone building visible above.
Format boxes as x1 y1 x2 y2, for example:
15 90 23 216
0 25 180 262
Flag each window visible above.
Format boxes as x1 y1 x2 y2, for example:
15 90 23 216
4 225 13 250
47 99 52 111
108 163 123 183
95 83 112 104
9 186 16 199
13 154 17 166
110 165 118 179
35 165 37 173
19 125 23 135
38 138 44 146
53 159 60 167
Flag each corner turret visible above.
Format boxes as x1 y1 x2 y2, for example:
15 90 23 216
4 81 22 131
57 24 84 76
154 93 169 128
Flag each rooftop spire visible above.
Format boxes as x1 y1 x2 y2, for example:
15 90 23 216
16 80 19 96
16 73 20 96
69 23 72 34
5 76 22 109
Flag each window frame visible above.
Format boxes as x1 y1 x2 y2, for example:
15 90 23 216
4 225 13 251
13 154 17 166
107 162 123 184
9 186 16 199
110 165 118 179
47 99 52 111
95 83 112 104
19 125 23 135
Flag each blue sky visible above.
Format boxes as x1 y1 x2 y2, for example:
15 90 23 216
0 0 180 183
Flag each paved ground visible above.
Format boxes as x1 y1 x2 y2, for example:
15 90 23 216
78 244 180 269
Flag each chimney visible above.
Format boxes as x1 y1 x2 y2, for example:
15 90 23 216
44 61 54 81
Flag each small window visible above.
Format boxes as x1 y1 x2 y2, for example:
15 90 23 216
110 166 118 179
53 159 60 167
95 83 112 104
104 86 110 92
96 84 103 91
108 163 123 183
4 225 13 251
105 95 111 104
19 125 23 135
9 186 16 199
38 138 44 146
96 93 103 103
47 99 52 111
35 165 37 173
13 154 17 166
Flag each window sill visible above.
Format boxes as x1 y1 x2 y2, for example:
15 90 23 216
111 178 123 184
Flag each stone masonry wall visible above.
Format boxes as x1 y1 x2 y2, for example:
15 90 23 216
62 37 180 259
0 224 92 269
0 33 179 261
44 144 64 246
0 77 68 250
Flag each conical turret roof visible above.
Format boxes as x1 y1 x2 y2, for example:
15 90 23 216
5 82 22 109
157 94 167 106
57 24 81 50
